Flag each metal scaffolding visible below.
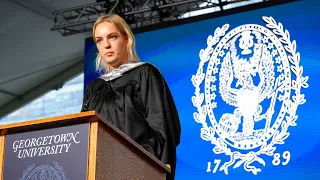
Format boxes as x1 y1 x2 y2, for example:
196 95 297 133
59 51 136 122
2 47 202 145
51 0 267 36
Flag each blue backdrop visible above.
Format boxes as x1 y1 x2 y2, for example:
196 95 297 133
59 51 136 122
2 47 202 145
84 0 320 179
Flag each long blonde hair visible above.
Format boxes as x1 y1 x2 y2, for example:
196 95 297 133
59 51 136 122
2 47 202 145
93 14 139 72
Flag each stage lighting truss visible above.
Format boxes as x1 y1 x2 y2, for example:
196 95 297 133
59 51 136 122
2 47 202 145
51 0 270 36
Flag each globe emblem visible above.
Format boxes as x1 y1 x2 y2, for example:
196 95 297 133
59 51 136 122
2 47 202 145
219 114 239 137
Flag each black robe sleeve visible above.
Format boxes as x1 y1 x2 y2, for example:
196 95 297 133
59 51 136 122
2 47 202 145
81 84 91 112
140 64 181 180
81 82 95 112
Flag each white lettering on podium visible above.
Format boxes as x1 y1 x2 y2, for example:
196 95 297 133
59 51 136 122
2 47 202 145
12 132 80 159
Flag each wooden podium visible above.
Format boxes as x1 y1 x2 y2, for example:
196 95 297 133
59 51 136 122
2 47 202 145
0 111 170 180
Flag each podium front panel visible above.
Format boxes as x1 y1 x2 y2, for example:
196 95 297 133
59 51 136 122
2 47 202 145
95 123 166 180
3 123 90 180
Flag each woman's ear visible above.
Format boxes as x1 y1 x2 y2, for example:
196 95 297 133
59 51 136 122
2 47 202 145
123 33 128 44
126 41 129 52
125 36 129 48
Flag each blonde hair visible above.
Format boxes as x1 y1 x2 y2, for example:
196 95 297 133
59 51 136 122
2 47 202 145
93 14 139 72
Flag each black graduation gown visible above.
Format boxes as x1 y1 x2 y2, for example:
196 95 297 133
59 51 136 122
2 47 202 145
81 62 181 179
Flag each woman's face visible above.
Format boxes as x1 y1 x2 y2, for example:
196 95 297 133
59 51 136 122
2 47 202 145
94 22 128 69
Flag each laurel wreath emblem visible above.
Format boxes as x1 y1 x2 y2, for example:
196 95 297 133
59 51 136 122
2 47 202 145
191 16 309 175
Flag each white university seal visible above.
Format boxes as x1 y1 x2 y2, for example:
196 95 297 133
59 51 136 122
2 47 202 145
191 16 309 175
19 161 68 180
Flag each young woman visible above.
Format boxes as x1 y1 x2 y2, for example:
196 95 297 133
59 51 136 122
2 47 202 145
81 14 181 179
